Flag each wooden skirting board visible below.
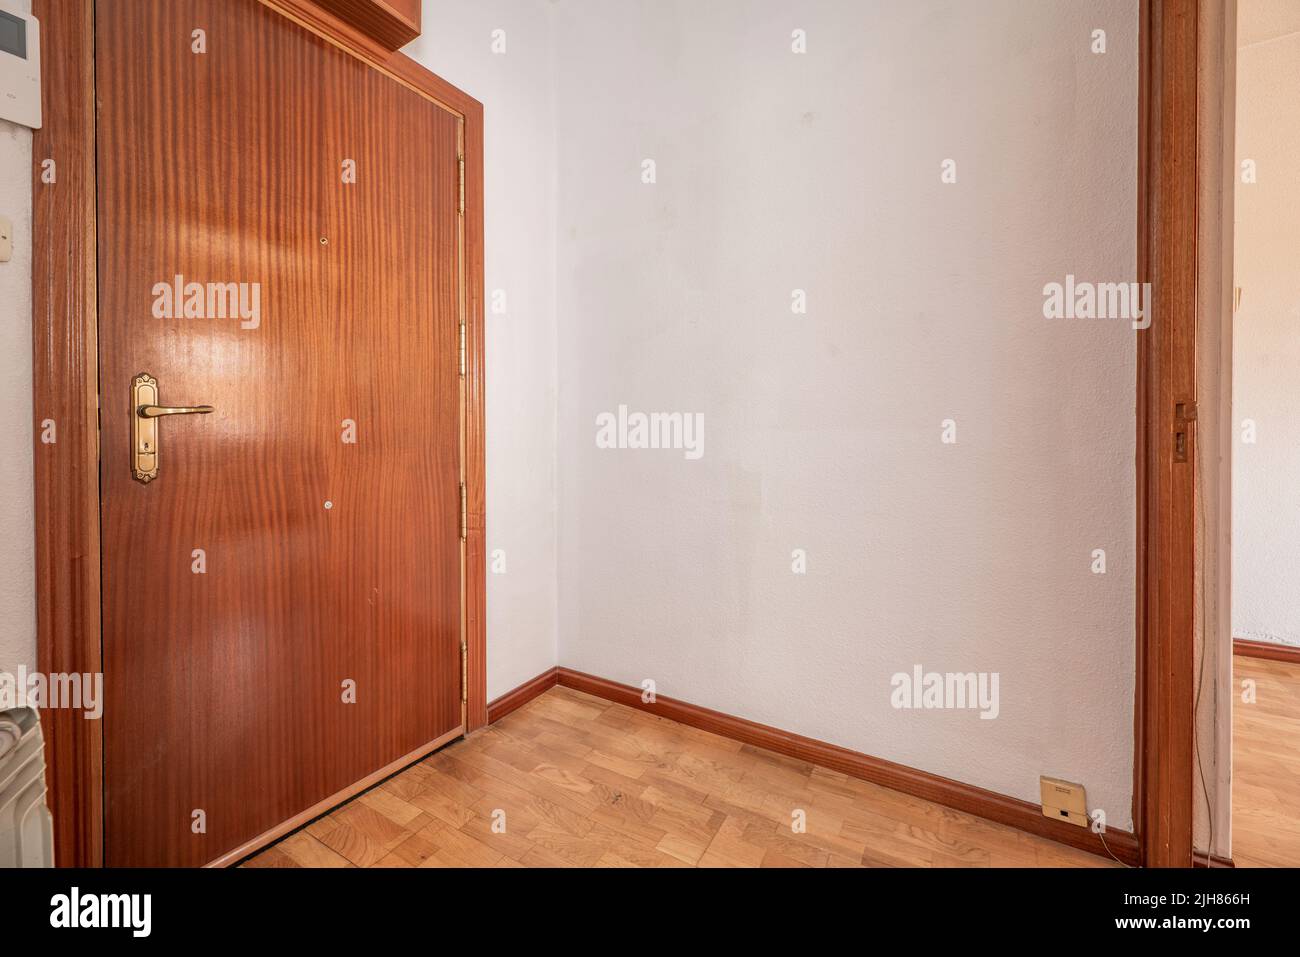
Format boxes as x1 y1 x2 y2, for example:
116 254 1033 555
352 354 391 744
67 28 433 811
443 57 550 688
1233 637 1300 666
486 667 560 724
486 667 1142 867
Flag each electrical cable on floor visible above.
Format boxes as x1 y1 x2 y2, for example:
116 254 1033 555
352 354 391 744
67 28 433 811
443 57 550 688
1097 827 1130 868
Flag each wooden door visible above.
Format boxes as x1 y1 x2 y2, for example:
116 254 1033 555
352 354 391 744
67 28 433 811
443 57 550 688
96 0 465 867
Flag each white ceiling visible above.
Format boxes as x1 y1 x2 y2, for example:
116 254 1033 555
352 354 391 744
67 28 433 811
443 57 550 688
1238 0 1300 47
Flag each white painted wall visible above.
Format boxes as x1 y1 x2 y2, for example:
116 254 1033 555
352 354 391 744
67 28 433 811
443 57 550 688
552 0 1139 825
0 0 34 679
1232 22 1300 649
407 1 559 698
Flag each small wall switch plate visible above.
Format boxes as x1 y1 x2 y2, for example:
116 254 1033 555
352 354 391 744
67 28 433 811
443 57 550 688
0 214 12 262
1040 776 1088 828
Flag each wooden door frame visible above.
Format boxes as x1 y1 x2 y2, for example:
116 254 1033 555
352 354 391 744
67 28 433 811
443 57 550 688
1135 0 1201 868
31 0 487 867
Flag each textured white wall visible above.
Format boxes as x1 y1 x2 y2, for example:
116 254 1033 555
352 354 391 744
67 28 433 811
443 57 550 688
408 1 559 698
1232 27 1300 649
553 0 1138 825
0 0 35 678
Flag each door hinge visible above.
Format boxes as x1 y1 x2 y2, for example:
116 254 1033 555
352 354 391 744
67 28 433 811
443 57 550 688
458 321 466 377
1174 400 1197 463
459 481 467 541
457 154 465 215
460 640 468 703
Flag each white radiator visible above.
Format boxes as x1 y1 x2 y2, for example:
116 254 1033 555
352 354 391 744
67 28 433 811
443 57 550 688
0 708 54 867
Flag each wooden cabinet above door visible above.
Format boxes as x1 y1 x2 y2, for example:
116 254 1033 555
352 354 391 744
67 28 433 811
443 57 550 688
299 0 422 50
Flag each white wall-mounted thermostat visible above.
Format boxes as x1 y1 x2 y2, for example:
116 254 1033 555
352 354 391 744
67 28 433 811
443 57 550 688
0 2 39 129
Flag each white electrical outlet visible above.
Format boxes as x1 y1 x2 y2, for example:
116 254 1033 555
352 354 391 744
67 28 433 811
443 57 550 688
0 2 40 129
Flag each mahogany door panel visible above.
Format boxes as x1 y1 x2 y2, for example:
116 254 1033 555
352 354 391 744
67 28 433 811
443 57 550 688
97 0 462 867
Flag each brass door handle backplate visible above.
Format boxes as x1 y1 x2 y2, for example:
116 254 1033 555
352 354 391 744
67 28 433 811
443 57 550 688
131 372 213 484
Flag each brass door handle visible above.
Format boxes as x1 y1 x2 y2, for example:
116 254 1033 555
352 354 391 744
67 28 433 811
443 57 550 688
131 373 213 484
138 405 214 418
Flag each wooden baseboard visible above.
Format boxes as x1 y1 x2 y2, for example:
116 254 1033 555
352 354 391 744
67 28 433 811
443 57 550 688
547 668 1140 867
1233 637 1300 665
1193 851 1235 868
486 667 560 724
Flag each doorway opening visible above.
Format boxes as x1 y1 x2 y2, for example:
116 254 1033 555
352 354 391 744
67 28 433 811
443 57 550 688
1228 0 1300 869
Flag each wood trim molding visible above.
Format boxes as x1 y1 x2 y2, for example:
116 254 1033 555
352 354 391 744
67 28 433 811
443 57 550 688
462 104 488 732
1135 0 1199 869
486 668 560 724
549 668 1141 867
34 0 486 866
308 0 421 49
31 0 102 871
1233 638 1300 665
